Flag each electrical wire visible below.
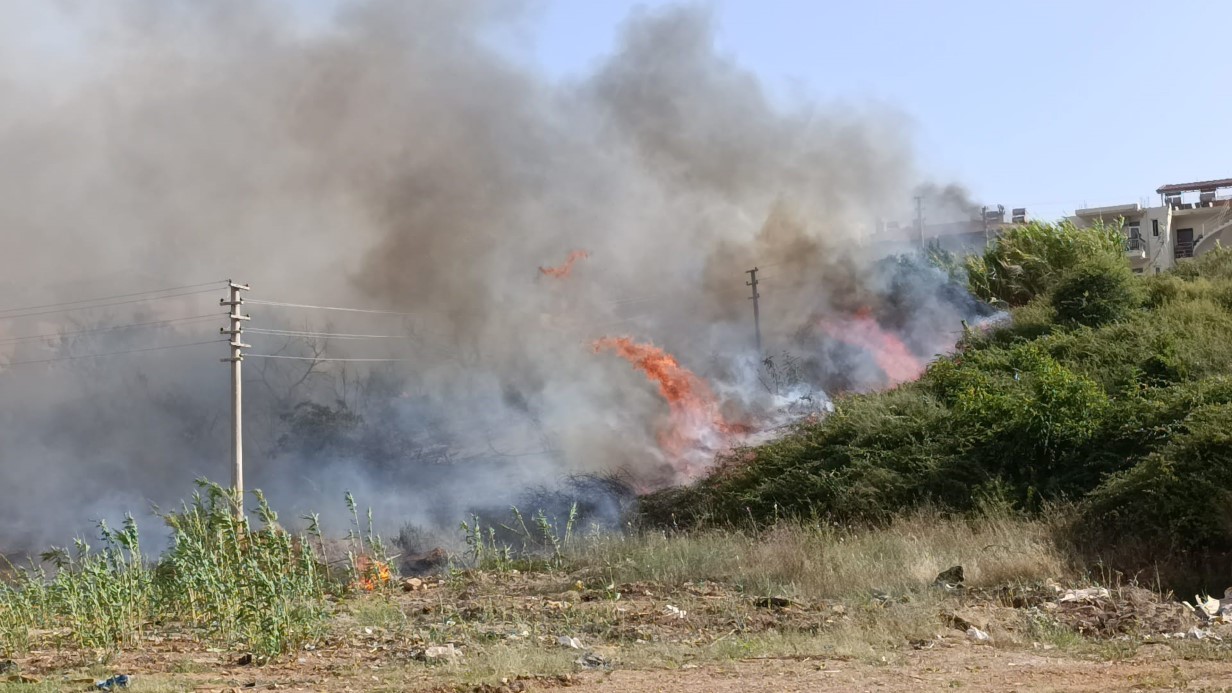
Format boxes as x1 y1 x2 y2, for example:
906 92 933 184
245 328 411 340
245 354 416 362
245 299 417 316
1 339 226 367
0 281 224 316
0 314 222 344
0 287 223 321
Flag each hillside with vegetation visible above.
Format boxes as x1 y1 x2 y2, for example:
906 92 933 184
643 221 1232 589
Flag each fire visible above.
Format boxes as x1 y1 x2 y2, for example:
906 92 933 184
539 250 590 279
593 337 745 480
353 555 391 592
819 307 924 387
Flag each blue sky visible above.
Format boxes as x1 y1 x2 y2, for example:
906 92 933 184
517 0 1231 221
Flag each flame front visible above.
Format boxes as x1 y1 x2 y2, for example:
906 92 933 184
819 308 924 388
539 250 590 279
593 336 744 481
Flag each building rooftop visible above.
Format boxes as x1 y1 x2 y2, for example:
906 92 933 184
1156 178 1232 195
1075 202 1141 217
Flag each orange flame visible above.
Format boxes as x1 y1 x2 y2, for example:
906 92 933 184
819 308 924 388
353 555 391 592
539 250 590 279
593 337 745 480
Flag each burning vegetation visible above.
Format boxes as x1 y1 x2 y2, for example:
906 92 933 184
817 307 926 388
538 250 590 279
0 0 997 551
592 336 749 482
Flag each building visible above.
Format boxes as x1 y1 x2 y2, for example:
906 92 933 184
870 205 1021 256
1069 178 1232 274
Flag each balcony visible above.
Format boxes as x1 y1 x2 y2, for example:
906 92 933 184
1175 240 1195 259
1124 236 1146 260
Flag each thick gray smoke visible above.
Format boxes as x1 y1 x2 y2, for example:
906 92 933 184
0 1 984 546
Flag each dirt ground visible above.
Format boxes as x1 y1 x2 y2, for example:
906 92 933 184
12 646 1232 692
561 650 1232 692
6 572 1232 692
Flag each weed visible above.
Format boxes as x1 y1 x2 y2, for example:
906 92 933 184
0 480 385 661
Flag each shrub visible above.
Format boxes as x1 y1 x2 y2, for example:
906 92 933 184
931 343 1110 504
965 220 1124 306
1051 256 1143 327
1084 403 1232 552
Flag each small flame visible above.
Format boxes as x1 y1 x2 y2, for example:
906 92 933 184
539 250 590 279
353 555 391 592
593 336 746 481
819 308 924 388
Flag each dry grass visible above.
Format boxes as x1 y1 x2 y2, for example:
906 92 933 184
566 511 1069 601
4 510 1227 691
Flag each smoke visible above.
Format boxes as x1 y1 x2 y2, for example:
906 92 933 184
915 182 984 225
0 1 988 546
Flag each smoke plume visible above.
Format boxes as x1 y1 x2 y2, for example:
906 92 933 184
0 1 988 546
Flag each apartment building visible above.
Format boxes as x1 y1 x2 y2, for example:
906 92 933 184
1069 178 1232 274
871 205 1023 255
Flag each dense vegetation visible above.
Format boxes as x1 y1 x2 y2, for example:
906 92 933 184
645 222 1232 585
0 482 390 659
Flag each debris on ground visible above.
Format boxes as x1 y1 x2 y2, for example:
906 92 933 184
575 652 609 669
1183 587 1232 624
935 565 964 590
753 596 793 609
663 604 687 619
941 612 974 632
556 635 584 649
1048 586 1194 637
966 626 991 643
1058 587 1110 603
95 674 130 690
402 577 441 592
417 644 462 662
401 547 448 575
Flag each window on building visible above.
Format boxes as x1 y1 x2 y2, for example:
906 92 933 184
1152 219 1160 236
1177 228 1195 259
1155 267 1161 274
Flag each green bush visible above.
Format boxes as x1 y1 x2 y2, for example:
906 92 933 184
1050 256 1143 327
1084 403 1232 552
965 220 1124 306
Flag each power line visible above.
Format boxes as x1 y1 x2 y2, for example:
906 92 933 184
0 281 223 317
245 354 416 362
0 313 222 344
1 339 226 368
245 328 412 340
245 299 417 316
0 287 223 322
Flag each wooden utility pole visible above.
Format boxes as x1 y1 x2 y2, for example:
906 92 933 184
746 267 761 354
220 281 250 515
915 195 925 249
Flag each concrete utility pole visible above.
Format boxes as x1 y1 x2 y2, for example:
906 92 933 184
915 195 925 249
982 205 989 242
746 267 761 354
220 281 250 516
